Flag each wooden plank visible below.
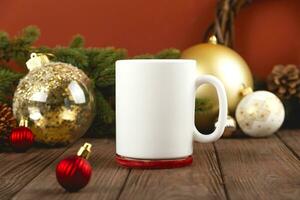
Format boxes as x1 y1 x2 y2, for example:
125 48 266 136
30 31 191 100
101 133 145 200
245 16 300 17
0 145 68 200
215 136 300 200
118 143 226 200
12 138 130 200
277 129 300 158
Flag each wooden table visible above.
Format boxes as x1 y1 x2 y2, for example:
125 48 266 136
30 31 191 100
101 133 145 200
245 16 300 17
1 130 299 200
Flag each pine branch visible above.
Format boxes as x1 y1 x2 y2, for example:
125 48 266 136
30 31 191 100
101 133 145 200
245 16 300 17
87 90 115 136
18 26 40 45
133 54 155 59
52 47 89 70
0 68 23 103
154 48 181 59
11 26 40 65
95 90 115 124
96 67 115 88
0 32 10 61
85 47 126 79
133 48 180 59
69 35 85 48
195 98 213 112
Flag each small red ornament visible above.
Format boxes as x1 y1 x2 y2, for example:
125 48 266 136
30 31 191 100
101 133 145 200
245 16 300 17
9 119 34 152
56 143 92 192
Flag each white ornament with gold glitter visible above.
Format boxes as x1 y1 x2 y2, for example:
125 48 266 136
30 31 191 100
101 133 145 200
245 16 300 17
13 53 95 146
235 91 285 137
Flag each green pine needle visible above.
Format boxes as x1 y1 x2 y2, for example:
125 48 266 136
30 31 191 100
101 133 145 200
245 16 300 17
195 98 213 112
69 35 85 48
0 68 23 103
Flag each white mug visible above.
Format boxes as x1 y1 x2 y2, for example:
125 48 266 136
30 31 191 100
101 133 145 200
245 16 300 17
115 59 227 168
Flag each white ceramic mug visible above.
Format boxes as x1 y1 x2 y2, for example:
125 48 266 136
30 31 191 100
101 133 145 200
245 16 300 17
116 59 227 166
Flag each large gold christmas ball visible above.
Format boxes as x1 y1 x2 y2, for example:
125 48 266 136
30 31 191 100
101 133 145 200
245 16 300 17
182 36 253 132
13 62 95 146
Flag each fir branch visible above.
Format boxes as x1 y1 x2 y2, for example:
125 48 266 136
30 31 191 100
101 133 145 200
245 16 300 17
18 26 40 46
52 47 89 70
87 123 115 138
69 35 85 48
94 90 115 124
85 47 126 79
35 46 89 70
154 48 181 59
5 26 41 67
88 90 115 136
133 48 180 59
0 68 23 103
195 98 213 112
133 54 155 59
0 32 10 61
96 67 115 88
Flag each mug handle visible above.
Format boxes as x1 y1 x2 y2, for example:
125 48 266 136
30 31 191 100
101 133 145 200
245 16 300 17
193 75 228 143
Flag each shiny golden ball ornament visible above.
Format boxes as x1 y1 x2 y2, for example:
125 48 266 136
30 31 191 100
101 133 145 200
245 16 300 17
236 91 285 137
181 36 254 132
13 53 95 146
215 115 237 138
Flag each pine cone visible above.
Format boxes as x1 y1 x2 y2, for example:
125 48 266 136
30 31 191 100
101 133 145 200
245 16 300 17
0 103 17 149
267 64 300 100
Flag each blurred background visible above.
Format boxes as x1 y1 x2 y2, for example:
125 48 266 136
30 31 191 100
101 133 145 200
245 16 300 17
1 0 299 79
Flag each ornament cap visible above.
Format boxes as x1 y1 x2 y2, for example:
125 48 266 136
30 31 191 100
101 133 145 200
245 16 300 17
208 35 218 44
240 84 253 96
26 53 51 71
19 117 28 127
77 143 92 159
215 115 237 137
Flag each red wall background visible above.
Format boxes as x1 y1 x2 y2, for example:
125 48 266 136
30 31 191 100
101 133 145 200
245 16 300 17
0 0 299 79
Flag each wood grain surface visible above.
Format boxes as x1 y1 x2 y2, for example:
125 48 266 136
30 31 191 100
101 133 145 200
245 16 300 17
277 130 300 158
0 130 299 200
118 143 226 200
0 146 67 200
214 135 300 200
12 139 129 200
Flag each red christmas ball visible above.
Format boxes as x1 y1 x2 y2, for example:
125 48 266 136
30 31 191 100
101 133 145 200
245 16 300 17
9 126 34 152
56 155 92 192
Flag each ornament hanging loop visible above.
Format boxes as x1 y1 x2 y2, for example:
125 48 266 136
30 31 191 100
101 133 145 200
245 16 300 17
19 117 28 127
77 143 92 159
30 53 37 59
208 35 218 44
240 84 253 97
26 52 51 71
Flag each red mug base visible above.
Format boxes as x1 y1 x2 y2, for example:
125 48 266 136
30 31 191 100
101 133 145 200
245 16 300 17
115 154 193 169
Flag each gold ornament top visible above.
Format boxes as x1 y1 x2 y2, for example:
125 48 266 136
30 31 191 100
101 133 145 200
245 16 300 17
77 142 92 159
208 35 218 44
26 53 51 71
19 117 29 127
240 84 253 97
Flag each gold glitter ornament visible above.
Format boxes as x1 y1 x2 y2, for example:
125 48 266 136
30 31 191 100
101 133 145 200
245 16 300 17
13 53 95 146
